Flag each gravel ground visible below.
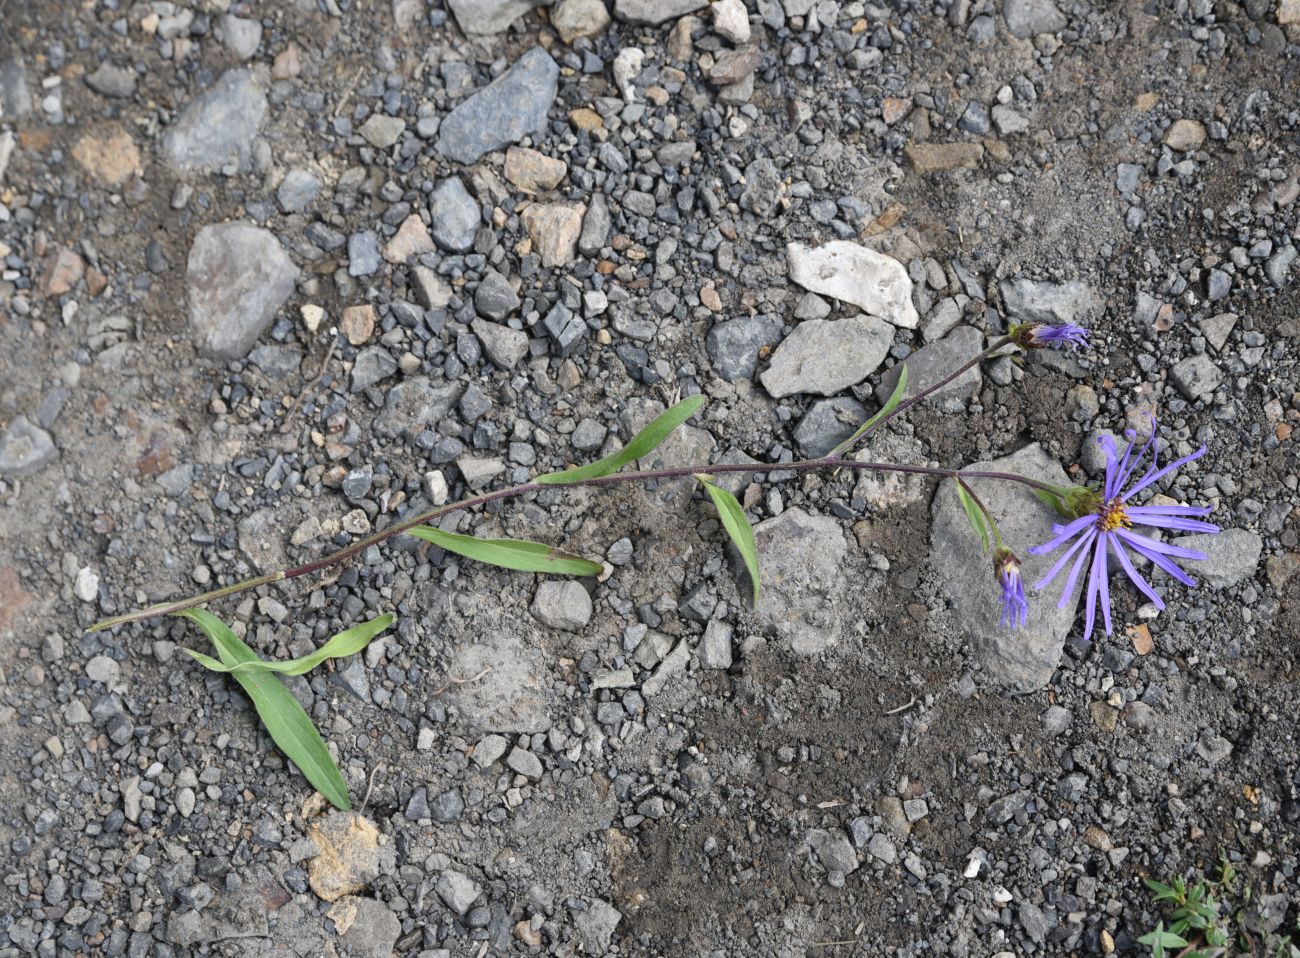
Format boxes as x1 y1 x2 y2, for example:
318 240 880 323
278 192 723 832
2 0 1299 955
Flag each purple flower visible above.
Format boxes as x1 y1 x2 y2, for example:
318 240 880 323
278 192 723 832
994 549 1028 629
1030 324 1090 350
1029 424 1219 640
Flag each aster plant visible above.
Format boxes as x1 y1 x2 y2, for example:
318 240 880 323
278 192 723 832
87 321 1221 808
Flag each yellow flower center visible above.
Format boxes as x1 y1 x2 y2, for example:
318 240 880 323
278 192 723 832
1097 499 1131 533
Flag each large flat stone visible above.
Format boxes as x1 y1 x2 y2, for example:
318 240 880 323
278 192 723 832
436 48 559 165
759 316 893 398
163 69 267 173
187 222 298 359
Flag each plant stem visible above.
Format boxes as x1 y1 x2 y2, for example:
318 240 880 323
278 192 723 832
88 455 1055 632
840 336 1015 455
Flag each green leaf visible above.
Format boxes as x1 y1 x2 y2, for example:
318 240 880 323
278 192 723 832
178 608 352 811
184 613 394 675
1144 879 1177 901
408 526 603 576
536 395 706 485
828 363 908 458
699 477 760 604
955 481 990 553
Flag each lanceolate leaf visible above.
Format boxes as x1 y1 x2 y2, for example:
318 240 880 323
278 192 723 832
183 613 394 676
828 364 908 458
178 608 352 811
699 477 761 604
408 526 603 576
537 394 706 485
955 481 990 553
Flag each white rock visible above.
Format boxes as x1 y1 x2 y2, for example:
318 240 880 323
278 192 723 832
74 566 99 602
787 241 920 329
712 0 751 42
613 47 644 102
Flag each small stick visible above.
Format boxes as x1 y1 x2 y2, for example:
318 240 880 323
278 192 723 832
431 667 492 697
333 67 364 117
882 695 917 716
359 763 384 814
279 335 339 434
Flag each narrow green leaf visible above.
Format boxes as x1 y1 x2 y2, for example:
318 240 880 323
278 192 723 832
409 526 603 576
955 482 990 553
184 613 394 676
699 477 761 604
827 363 908 458
178 609 352 811
537 394 706 484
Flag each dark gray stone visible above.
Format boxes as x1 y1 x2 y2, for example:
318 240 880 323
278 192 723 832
793 397 868 458
0 416 58 477
85 62 137 98
706 315 783 381
0 58 32 117
542 302 585 354
436 48 559 165
875 326 984 406
474 271 520 320
430 178 479 252
348 231 382 277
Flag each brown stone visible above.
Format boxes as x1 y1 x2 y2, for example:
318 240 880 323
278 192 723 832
882 97 912 124
0 565 34 636
86 266 108 297
271 43 301 80
382 214 435 264
699 285 722 311
72 125 142 186
341 304 376 345
40 247 85 297
709 45 760 85
1126 623 1153 655
568 108 603 131
1089 700 1119 733
306 814 385 903
904 141 984 173
521 202 586 268
503 146 567 193
1265 553 1300 590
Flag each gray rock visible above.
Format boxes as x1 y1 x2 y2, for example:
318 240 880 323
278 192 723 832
793 397 868 458
1199 312 1237 352
787 241 920 329
1001 278 1100 326
699 620 733 669
875 326 984 406
85 62 137 98
430 178 479 252
0 416 58 477
429 788 465 823
542 301 585 355
573 900 622 953
447 0 552 34
351 346 398 391
163 69 267 172
376 378 462 436
340 898 401 958
436 48 559 165
531 580 593 631
358 113 406 149
1019 901 1052 944
219 14 263 60
991 103 1029 135
474 271 521 320
471 318 529 369
187 222 298 360
1265 245 1296 287
1174 529 1261 587
553 0 613 41
348 231 382 277
0 58 32 118
706 315 784 382
1206 268 1231 301
759 316 893 398
1041 704 1072 736
474 734 510 767
276 169 321 213
929 444 1078 692
614 0 708 24
808 828 859 878
436 870 481 915
506 746 544 779
1169 353 1222 400
579 193 611 255
866 832 897 864
1003 0 1066 37
746 509 848 655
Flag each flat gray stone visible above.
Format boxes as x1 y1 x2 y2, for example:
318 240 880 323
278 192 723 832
759 316 893 398
375 378 462 436
219 14 263 60
875 326 984 405
0 417 58 477
0 58 32 117
699 620 733 669
1174 529 1261 588
531 580 593 631
787 241 920 329
351 346 398 391
614 0 707 24
794 397 868 458
1003 0 1066 37
85 62 137 98
706 314 784 382
1169 353 1222 401
471 318 529 369
436 870 481 916
339 898 400 958
1001 278 1100 326
187 222 298 360
436 48 559 165
474 271 521 320
430 177 479 252
745 508 848 656
163 69 267 172
929 444 1077 692
573 900 622 954
358 113 406 149
276 168 321 213
447 0 552 34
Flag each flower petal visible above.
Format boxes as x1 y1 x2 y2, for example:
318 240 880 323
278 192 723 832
1109 532 1165 610
1115 528 1207 561
1118 535 1198 587
1127 510 1221 534
1057 531 1097 609
1028 514 1096 556
1122 445 1208 501
1032 527 1096 592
